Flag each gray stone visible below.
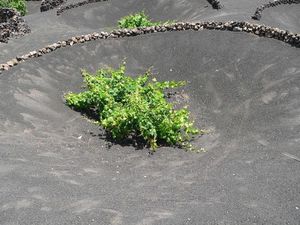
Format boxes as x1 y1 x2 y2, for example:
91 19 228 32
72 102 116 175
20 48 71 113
233 27 242 32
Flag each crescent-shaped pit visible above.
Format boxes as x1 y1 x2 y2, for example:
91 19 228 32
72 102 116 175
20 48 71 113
1 30 299 224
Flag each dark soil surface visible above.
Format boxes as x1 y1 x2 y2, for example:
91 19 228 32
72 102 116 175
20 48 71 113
0 0 299 224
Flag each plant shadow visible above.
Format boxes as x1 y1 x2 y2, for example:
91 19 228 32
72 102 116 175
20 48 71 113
90 131 149 151
72 107 149 151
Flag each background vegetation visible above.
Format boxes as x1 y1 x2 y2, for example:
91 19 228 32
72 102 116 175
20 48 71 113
118 11 171 29
0 0 27 16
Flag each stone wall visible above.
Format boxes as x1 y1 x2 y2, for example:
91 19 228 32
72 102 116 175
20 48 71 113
40 0 66 12
1 21 299 72
57 0 108 15
207 0 222 9
0 8 30 43
252 0 300 20
0 8 17 23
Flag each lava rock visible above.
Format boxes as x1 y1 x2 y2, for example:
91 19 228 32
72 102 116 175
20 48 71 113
0 9 30 43
207 0 222 9
41 0 65 12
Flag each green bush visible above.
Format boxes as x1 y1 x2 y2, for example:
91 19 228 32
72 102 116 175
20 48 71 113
65 63 200 151
0 0 27 16
118 11 170 29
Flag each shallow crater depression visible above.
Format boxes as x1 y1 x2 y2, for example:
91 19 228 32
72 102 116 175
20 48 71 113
0 30 300 224
257 3 300 32
2 30 300 150
59 0 210 29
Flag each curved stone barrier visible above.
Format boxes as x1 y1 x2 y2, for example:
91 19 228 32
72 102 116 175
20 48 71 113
41 0 66 12
207 0 222 9
252 0 300 20
57 0 108 15
0 8 30 43
1 21 299 73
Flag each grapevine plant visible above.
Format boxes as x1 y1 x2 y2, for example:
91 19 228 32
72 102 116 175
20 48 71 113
118 11 172 29
0 0 27 16
65 64 200 151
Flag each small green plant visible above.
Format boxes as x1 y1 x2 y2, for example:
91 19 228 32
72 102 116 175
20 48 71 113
65 63 200 151
0 0 27 16
118 11 171 29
